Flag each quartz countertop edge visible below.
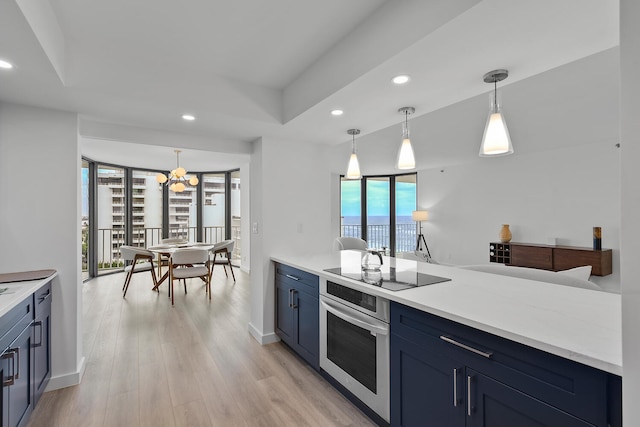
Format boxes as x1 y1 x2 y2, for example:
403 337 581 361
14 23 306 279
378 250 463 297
0 271 58 318
272 253 622 376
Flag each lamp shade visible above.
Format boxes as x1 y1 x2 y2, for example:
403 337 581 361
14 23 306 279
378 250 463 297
479 70 513 157
480 111 513 156
346 153 361 180
412 210 428 222
396 137 416 169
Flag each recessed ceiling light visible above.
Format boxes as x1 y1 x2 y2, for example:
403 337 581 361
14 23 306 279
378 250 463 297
392 75 410 85
0 60 13 69
181 114 195 121
331 109 344 116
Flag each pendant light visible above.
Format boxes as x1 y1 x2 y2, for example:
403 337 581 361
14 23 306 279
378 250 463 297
479 69 513 157
397 107 416 169
346 129 361 180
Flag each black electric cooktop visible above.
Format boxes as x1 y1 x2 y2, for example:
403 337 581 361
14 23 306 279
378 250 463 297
324 267 451 291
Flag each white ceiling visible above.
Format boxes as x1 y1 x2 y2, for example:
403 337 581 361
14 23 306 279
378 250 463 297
0 0 619 170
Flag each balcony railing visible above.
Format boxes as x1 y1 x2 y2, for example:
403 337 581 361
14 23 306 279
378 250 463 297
341 223 416 253
94 225 240 274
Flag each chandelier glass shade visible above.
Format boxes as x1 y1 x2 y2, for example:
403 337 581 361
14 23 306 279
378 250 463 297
156 149 199 192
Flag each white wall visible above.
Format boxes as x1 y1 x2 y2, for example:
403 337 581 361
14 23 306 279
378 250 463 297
417 141 620 291
240 163 251 272
0 102 84 389
249 137 332 343
620 0 640 424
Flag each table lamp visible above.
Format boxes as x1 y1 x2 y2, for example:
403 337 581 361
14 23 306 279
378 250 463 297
412 210 431 259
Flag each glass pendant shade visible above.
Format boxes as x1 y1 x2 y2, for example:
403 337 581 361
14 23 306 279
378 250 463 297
397 137 415 169
156 173 168 184
480 70 513 157
345 129 362 180
346 153 361 179
396 107 416 169
480 110 512 156
396 122 416 169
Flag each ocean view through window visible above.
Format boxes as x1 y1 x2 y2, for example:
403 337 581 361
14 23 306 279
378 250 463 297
340 173 416 255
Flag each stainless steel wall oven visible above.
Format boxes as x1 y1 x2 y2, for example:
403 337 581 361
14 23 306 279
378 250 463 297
319 279 390 422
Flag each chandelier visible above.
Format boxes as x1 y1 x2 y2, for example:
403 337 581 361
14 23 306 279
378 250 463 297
156 149 199 192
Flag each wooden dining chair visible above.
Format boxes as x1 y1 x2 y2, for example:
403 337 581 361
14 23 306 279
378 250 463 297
120 245 158 298
169 248 211 305
208 240 236 282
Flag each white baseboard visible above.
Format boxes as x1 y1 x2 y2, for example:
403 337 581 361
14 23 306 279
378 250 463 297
45 356 86 391
248 322 280 345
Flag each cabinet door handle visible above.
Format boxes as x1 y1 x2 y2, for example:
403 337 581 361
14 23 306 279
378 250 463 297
291 290 298 309
13 347 19 380
288 289 293 308
2 350 15 386
285 274 300 281
467 375 473 416
453 368 459 407
34 321 43 348
38 292 51 304
440 336 493 359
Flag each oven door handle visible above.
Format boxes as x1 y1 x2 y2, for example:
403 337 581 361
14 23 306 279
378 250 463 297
320 298 388 336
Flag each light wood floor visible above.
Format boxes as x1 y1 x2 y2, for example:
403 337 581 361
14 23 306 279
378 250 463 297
27 267 376 427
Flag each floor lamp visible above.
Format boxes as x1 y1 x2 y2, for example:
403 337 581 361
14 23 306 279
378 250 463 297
412 210 431 259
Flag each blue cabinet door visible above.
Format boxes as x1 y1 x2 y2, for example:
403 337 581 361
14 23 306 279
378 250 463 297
391 334 465 427
32 309 51 406
275 263 320 371
7 325 33 427
275 279 295 344
293 288 319 370
466 369 594 427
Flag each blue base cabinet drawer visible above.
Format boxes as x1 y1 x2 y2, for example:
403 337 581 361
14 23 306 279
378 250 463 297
390 302 620 427
275 263 319 370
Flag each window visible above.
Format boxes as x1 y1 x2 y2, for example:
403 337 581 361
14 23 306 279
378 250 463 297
340 178 362 239
133 170 163 247
340 173 417 256
81 159 90 280
97 165 126 275
395 174 417 254
202 173 226 242
230 170 241 260
366 177 390 250
83 159 241 279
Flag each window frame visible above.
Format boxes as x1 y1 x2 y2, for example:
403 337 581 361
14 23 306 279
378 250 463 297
340 172 417 257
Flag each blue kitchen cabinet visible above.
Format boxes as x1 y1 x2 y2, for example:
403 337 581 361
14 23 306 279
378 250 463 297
390 302 620 427
0 279 53 427
0 297 34 427
467 369 593 427
391 334 465 426
32 281 52 406
275 263 319 370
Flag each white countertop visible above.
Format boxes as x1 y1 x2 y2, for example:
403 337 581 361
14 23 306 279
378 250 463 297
272 252 622 376
0 272 57 318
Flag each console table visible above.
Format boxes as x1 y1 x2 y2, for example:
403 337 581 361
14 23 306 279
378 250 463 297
489 242 612 276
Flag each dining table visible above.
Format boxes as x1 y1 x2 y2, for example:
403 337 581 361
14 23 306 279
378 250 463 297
147 242 215 296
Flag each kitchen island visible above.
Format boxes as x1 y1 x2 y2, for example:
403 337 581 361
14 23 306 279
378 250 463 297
272 251 621 427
